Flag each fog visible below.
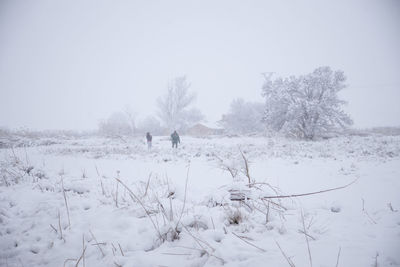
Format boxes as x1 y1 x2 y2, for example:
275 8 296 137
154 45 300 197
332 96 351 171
1 0 399 130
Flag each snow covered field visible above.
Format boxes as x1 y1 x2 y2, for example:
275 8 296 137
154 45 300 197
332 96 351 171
1 134 400 267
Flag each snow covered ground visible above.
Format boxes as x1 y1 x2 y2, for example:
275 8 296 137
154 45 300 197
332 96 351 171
1 134 399 266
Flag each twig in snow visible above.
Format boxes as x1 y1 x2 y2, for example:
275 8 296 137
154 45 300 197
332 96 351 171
89 230 105 257
60 177 71 228
362 199 377 224
154 196 169 222
364 211 377 224
175 163 190 231
50 224 58 234
58 210 63 240
214 154 238 179
262 178 358 199
182 224 215 252
95 165 105 196
111 243 117 256
298 230 316 241
82 235 86 267
335 247 341 267
301 210 312 267
247 182 283 196
95 165 100 176
116 178 163 241
388 203 398 212
142 172 152 198
264 199 287 211
118 243 124 256
74 244 86 267
275 241 295 267
232 232 266 252
307 216 315 230
166 175 174 221
239 149 252 187
210 215 215 230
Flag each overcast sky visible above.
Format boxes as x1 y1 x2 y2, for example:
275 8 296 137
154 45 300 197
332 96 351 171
0 0 399 130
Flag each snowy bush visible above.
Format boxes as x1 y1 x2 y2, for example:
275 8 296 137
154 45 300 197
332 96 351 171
262 67 353 139
0 155 36 186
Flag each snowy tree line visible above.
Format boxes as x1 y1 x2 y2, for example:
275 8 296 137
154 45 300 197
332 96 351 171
99 67 353 140
98 76 204 137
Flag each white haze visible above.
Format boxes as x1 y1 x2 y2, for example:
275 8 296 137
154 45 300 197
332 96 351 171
0 0 399 130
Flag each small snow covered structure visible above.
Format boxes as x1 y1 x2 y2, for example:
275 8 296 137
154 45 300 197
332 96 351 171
186 123 223 136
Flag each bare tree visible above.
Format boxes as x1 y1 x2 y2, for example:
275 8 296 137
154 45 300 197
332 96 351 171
262 66 353 139
157 76 202 131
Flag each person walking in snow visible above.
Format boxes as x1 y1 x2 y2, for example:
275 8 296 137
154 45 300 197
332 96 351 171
146 132 152 150
170 130 180 148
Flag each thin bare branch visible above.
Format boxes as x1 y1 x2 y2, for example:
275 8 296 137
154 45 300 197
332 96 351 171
116 178 163 241
75 245 87 267
58 210 63 240
142 172 152 198
335 247 341 267
239 149 252 186
301 210 312 267
50 224 58 234
275 241 295 267
175 163 190 230
60 177 71 228
118 243 124 256
232 232 266 252
262 178 358 199
89 230 105 257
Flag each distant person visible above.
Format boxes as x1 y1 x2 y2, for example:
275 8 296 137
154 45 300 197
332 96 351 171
171 130 180 148
146 132 152 150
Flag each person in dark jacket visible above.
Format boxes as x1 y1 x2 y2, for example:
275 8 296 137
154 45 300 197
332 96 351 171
170 130 180 148
146 132 152 150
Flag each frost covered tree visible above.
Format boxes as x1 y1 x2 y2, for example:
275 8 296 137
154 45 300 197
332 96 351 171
262 67 353 139
219 98 265 134
157 76 203 131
